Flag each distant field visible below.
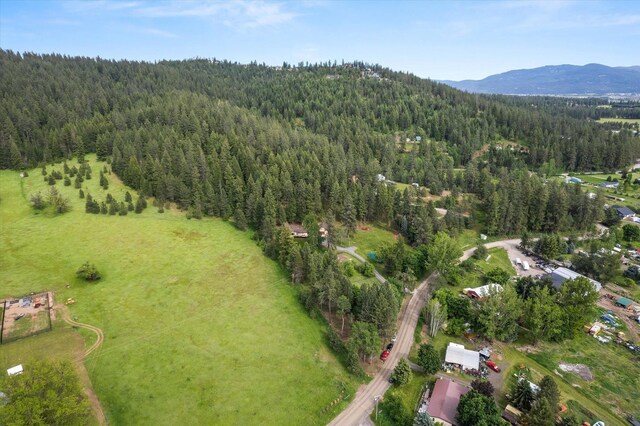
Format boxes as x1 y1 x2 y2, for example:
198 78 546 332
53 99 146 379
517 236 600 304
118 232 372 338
0 156 356 425
597 117 640 124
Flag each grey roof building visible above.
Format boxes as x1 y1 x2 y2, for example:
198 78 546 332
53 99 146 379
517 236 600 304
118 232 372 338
613 205 635 218
549 267 602 292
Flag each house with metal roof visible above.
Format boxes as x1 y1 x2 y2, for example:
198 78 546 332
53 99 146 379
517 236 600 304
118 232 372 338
613 205 636 218
427 378 469 426
463 283 503 299
548 267 602 292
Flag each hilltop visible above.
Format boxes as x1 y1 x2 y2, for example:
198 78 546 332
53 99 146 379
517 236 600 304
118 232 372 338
441 63 640 96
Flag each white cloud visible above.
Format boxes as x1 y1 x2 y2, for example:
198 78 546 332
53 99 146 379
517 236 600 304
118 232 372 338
95 0 300 29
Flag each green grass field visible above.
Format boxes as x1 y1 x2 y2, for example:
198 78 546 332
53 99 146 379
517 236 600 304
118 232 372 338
477 248 516 275
341 224 399 258
597 117 640 125
0 156 356 425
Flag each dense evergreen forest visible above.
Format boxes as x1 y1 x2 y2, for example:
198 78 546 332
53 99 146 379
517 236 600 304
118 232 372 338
1 50 635 370
0 50 621 238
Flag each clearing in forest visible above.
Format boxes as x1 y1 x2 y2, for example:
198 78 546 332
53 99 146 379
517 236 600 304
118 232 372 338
0 156 355 425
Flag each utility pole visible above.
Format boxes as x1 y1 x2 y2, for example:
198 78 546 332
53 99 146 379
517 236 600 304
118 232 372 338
374 395 382 420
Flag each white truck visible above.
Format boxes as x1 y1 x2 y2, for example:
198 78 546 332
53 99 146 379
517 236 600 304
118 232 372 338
522 261 530 271
515 257 522 266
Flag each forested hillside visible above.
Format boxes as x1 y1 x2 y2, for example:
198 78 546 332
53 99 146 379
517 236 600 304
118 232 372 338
0 50 633 237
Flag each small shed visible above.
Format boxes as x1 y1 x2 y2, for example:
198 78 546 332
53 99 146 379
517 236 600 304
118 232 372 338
7 364 23 376
616 297 634 309
502 404 523 425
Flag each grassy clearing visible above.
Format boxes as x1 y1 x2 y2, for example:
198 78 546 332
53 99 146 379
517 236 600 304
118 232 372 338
597 117 640 124
348 268 379 288
0 156 356 425
342 224 398 258
477 248 516 275
523 331 640 420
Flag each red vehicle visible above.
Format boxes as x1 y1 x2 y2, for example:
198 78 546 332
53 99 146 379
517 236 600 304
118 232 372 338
380 350 390 362
486 361 501 372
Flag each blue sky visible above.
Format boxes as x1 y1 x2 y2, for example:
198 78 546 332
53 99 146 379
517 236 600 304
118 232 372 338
1 0 639 80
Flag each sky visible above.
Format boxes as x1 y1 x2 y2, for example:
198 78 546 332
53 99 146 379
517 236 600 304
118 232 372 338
1 0 639 80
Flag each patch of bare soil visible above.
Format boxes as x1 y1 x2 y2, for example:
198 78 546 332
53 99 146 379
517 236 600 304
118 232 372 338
516 345 542 354
558 363 594 381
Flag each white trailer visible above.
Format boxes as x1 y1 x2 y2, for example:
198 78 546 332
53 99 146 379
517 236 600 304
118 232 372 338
522 261 530 271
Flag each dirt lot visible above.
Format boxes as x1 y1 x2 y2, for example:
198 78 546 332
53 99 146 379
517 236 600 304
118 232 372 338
558 362 594 381
598 290 639 343
1 293 50 341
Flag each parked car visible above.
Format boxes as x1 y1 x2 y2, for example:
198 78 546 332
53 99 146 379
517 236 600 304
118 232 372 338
380 350 390 361
486 361 501 372
14 313 25 321
386 343 394 351
391 334 397 342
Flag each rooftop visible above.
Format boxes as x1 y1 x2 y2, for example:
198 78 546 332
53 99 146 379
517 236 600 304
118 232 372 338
550 267 602 292
427 378 469 425
445 342 480 370
616 297 634 307
613 205 635 216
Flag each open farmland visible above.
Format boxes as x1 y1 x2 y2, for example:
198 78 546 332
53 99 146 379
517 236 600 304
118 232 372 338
0 157 355 425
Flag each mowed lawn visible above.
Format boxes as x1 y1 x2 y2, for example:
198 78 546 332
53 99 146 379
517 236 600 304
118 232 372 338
0 157 355 425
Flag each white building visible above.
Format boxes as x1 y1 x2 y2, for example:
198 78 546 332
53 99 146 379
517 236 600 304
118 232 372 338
445 342 479 370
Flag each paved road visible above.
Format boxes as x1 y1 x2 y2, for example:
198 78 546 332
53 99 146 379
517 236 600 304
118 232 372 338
327 272 437 426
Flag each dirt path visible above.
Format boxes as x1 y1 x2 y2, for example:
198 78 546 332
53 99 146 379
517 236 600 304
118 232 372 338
58 305 107 425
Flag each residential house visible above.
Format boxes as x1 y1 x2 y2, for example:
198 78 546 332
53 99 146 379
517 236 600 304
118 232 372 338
613 205 636 219
427 378 469 426
286 224 308 238
600 181 619 189
463 284 503 299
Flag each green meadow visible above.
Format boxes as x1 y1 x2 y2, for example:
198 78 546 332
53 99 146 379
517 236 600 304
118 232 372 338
0 155 355 425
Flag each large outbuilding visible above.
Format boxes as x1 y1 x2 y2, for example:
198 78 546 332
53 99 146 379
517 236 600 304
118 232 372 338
427 378 469 426
445 342 480 371
463 283 503 299
548 267 602 292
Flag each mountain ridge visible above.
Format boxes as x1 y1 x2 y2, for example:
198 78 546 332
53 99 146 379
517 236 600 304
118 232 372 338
441 63 640 95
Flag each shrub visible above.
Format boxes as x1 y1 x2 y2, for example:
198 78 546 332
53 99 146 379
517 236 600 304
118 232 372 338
30 192 46 210
76 262 101 281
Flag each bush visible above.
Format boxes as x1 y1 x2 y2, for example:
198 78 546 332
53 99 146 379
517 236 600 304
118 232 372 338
390 358 412 386
30 192 46 210
417 344 440 374
355 261 375 277
76 262 101 281
342 261 356 277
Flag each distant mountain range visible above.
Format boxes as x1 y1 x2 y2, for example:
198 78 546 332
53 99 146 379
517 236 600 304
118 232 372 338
441 64 640 96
